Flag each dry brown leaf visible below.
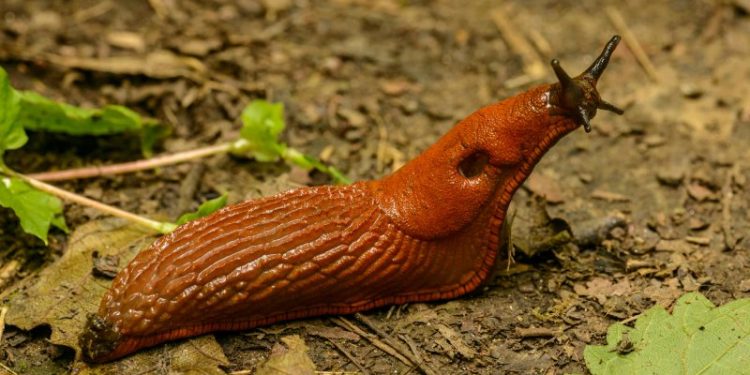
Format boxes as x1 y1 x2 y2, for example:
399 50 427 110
256 335 316 375
574 278 632 305
643 280 683 307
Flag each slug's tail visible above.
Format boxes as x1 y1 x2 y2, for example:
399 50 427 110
549 35 624 132
79 313 122 363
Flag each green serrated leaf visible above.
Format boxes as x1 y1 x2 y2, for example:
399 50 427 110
584 292 750 375
237 99 286 162
15 90 169 156
176 193 228 225
0 66 27 157
0 177 67 244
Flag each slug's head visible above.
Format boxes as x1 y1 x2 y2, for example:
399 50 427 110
548 35 624 132
366 36 627 241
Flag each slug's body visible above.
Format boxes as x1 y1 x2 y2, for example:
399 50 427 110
81 36 624 362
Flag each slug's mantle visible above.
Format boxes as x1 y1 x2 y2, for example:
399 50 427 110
80 36 624 362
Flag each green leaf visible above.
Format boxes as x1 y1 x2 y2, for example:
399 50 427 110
176 193 228 225
584 292 750 375
236 99 286 162
0 176 68 244
0 66 27 158
232 99 350 184
15 91 169 156
256 335 317 375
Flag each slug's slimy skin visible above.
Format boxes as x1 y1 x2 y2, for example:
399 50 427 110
80 36 624 362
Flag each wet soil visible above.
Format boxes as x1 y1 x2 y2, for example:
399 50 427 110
1 0 749 374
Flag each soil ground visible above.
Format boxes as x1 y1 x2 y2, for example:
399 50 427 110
1 0 749 374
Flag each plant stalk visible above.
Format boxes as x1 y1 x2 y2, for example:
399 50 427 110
14 173 177 233
28 143 234 182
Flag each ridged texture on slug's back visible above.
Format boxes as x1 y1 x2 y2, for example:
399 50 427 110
96 181 500 347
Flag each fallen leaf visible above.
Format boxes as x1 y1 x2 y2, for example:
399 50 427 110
574 278 632 305
572 215 627 248
585 293 750 375
642 281 683 307
4 219 228 372
510 198 572 258
4 219 152 351
256 335 316 375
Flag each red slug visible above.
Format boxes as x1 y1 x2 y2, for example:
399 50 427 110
80 36 624 362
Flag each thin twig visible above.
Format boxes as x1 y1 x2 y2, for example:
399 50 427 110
354 314 438 375
331 317 413 367
398 334 432 375
620 312 642 326
605 6 660 83
0 361 17 375
13 173 175 233
324 337 370 375
28 143 233 182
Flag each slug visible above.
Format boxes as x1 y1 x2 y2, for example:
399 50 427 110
80 36 624 362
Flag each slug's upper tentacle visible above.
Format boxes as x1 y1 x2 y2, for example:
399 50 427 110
549 35 624 132
583 35 622 82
